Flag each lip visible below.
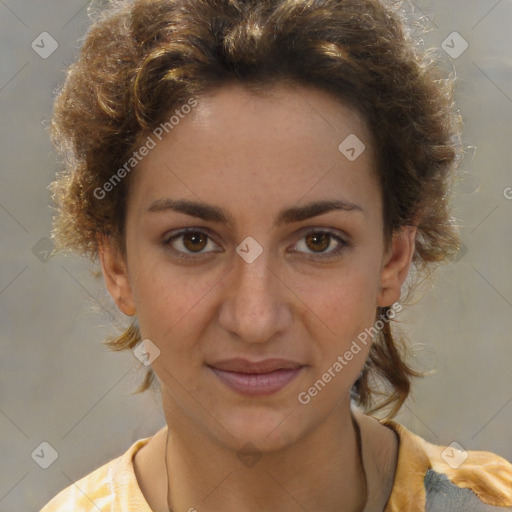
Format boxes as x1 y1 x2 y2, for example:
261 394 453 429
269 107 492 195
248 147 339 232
208 358 305 396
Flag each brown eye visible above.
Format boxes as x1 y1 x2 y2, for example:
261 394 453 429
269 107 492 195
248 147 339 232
163 228 221 260
305 232 331 253
182 231 208 252
292 229 349 260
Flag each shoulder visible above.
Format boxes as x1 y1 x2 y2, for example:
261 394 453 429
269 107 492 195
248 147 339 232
381 419 512 511
39 457 117 512
422 436 512 511
39 435 154 512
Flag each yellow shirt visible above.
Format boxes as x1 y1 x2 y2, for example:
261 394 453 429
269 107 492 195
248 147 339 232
40 419 512 511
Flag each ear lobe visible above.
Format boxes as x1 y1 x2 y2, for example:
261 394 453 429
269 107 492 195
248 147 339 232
377 225 417 307
97 234 136 316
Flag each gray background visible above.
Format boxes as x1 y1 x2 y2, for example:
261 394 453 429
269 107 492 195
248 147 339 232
0 1 511 510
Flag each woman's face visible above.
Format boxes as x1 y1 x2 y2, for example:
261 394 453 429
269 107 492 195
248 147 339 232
101 83 415 451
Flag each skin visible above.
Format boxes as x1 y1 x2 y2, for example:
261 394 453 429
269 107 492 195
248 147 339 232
99 83 416 512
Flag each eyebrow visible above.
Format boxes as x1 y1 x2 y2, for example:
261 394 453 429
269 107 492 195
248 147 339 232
146 198 364 226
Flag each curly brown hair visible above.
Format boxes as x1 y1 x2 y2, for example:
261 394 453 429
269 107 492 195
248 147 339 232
49 0 462 418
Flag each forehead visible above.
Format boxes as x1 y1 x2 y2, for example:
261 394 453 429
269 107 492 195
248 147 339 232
128 83 379 216
186 83 373 159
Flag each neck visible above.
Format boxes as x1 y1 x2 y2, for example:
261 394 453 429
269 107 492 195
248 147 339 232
163 393 367 512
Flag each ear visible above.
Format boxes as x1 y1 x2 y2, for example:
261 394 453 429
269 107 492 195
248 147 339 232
377 225 417 307
97 234 136 316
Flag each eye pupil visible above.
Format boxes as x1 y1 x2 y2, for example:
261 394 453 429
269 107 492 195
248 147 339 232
183 232 208 252
306 232 330 252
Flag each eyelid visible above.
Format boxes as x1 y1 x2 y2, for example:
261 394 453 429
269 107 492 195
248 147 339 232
294 226 350 243
162 227 222 259
289 227 350 259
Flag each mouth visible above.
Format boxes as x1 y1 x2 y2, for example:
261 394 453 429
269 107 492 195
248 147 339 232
207 358 306 396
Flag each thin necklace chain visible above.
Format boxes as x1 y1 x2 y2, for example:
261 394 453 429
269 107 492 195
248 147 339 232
165 416 368 512
165 428 172 512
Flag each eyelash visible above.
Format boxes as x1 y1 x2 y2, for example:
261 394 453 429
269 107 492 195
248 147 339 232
162 227 350 262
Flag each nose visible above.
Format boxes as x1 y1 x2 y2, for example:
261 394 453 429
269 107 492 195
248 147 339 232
217 246 293 344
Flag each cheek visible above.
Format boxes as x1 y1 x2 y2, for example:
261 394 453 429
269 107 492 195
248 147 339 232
130 257 224 351
299 265 381 350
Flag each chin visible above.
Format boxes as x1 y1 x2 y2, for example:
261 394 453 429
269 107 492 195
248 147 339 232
210 403 313 454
